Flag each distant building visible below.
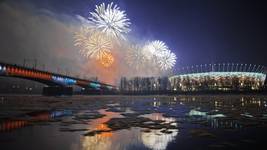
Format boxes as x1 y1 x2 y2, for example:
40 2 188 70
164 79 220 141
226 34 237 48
120 64 266 94
169 63 266 92
120 77 170 94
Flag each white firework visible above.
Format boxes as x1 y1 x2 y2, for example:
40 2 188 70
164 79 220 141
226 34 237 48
157 50 177 70
89 2 131 40
126 45 147 70
142 40 169 59
74 27 112 59
74 26 92 47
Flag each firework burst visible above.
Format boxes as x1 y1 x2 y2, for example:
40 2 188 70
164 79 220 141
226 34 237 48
142 40 169 59
157 50 177 70
99 51 114 67
126 45 147 70
74 27 112 60
89 2 131 40
74 3 178 72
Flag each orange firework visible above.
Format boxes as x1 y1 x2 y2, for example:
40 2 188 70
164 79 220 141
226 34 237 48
99 51 114 67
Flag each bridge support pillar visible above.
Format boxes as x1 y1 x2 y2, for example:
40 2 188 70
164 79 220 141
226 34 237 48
80 88 118 95
81 88 102 95
42 86 73 96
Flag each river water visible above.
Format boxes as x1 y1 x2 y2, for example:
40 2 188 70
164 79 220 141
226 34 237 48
0 95 267 150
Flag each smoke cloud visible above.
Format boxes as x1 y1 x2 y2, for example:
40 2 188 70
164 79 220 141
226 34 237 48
0 1 171 85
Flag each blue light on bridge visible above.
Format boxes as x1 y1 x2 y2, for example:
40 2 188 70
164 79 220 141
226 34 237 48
89 82 101 89
0 65 6 74
52 76 77 86
50 110 72 118
64 78 77 85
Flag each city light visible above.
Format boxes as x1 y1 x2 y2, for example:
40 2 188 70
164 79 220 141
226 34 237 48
170 71 266 92
52 76 77 85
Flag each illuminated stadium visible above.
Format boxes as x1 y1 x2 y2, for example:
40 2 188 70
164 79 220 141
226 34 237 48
169 63 266 92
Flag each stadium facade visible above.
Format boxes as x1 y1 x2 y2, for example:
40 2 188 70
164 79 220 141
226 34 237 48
169 63 266 92
120 63 266 94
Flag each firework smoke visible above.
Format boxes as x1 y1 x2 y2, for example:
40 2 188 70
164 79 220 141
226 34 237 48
126 44 148 70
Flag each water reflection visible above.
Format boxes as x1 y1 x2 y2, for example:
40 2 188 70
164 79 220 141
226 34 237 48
187 109 243 129
142 113 177 124
82 132 112 150
0 119 28 132
81 110 121 150
81 110 142 150
0 110 72 132
188 109 226 119
1 95 267 150
182 96 267 129
141 113 178 150
210 118 242 129
81 111 178 150
141 129 178 150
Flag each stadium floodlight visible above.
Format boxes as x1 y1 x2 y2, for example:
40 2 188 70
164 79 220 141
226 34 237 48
252 65 256 72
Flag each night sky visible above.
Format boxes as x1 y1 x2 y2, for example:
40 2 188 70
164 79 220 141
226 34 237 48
1 0 267 68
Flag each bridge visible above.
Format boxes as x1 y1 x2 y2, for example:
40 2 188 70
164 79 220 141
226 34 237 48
0 62 117 95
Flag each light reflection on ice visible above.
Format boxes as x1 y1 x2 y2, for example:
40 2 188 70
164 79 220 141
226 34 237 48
81 111 178 150
141 113 179 150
